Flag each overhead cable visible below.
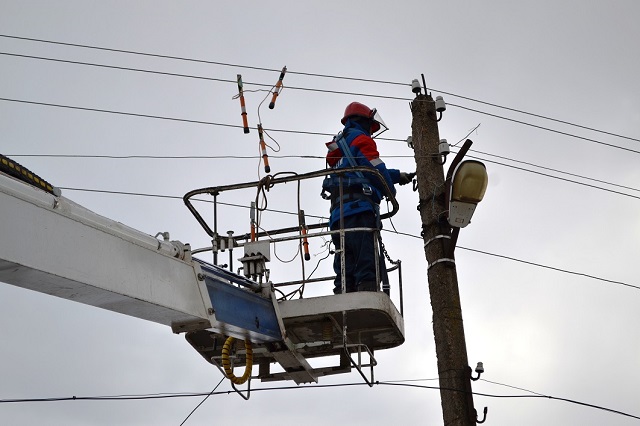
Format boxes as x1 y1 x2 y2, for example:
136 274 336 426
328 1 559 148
1 96 638 159
468 148 640 194
449 103 640 155
1 380 638 421
57 186 640 292
376 382 640 421
1 52 638 153
465 154 640 201
10 151 640 200
0 97 334 137
1 34 638 145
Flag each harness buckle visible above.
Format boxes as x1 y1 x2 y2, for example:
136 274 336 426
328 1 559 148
362 184 373 196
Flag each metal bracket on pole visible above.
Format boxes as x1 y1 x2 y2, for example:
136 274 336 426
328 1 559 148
464 366 488 424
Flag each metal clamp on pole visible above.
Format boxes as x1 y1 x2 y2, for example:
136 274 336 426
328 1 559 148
427 258 456 270
423 234 451 248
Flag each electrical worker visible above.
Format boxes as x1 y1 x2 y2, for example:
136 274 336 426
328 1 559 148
323 101 414 294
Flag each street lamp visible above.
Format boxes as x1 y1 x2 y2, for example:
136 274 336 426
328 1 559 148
441 139 489 258
448 160 488 228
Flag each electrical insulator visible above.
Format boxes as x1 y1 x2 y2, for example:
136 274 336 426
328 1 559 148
406 136 414 149
435 95 446 112
439 139 450 155
411 79 422 94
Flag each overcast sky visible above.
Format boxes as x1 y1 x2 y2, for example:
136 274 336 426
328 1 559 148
1 1 639 425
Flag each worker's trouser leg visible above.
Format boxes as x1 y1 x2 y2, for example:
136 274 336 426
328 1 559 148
331 212 378 294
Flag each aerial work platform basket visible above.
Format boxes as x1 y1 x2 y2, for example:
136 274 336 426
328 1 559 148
182 168 405 389
0 154 404 397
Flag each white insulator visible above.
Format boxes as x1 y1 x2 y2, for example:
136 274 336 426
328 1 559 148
411 79 422 94
439 139 450 155
435 96 446 112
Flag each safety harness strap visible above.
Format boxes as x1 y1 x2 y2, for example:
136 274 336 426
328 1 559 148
333 132 373 195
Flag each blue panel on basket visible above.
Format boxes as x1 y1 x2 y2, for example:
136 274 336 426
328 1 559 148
196 260 282 342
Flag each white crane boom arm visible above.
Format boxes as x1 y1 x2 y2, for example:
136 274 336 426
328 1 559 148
0 172 211 330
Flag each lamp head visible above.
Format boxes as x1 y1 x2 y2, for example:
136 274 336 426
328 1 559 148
448 160 488 228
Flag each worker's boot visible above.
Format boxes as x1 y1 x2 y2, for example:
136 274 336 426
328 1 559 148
356 281 377 292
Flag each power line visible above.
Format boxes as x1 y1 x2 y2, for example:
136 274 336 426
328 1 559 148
468 148 640 194
179 377 224 426
1 380 637 421
375 382 640 421
1 53 639 153
11 93 635 200
16 150 639 200
0 34 406 87
0 97 335 137
57 186 323 220
449 103 640 155
386 228 640 292
9 154 327 160
459 246 640 291
57 186 640 292
479 378 547 397
1 33 637 144
8 149 639 197
0 51 239 84
466 154 640 201
434 90 640 144
0 50 406 103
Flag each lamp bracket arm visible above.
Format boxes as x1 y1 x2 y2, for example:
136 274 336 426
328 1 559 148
446 139 474 181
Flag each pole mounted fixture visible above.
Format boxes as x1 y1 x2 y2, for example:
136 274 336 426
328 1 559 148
441 139 488 258
435 95 446 122
448 160 488 228
465 365 488 423
470 361 484 381
411 79 422 95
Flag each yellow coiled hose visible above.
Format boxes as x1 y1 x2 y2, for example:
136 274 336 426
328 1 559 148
221 336 253 385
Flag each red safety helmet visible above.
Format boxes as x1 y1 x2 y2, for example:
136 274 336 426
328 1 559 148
341 102 385 134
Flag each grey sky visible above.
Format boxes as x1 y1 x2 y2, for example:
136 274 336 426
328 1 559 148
1 1 639 425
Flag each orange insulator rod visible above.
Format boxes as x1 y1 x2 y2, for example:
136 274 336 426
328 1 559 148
237 74 250 133
299 209 310 261
258 124 271 173
268 66 287 109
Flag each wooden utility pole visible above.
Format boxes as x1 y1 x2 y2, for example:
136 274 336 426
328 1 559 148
411 93 478 425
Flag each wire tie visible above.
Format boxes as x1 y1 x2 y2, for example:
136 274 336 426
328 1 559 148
423 234 451 248
428 258 455 270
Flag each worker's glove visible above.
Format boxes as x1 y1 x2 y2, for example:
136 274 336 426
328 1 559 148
398 172 416 186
